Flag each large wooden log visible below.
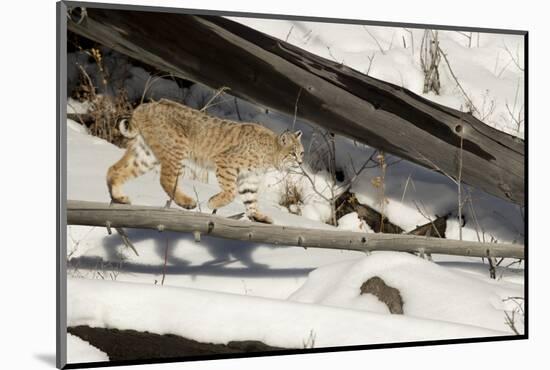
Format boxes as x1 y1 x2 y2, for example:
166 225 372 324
66 5 525 205
67 201 524 259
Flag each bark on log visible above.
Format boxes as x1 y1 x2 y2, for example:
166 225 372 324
67 200 524 259
66 6 524 205
408 214 448 238
336 190 446 236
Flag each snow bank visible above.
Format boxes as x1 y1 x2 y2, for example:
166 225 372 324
289 252 524 334
67 334 109 363
68 277 508 349
261 168 335 223
350 157 524 243
337 212 372 233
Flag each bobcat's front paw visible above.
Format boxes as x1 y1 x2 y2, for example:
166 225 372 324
179 199 197 210
111 195 131 205
250 212 273 224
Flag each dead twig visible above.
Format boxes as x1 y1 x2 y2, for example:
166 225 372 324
200 86 231 112
161 238 169 285
503 42 524 72
292 88 303 130
403 28 414 56
115 227 139 256
193 185 202 212
363 26 386 55
420 30 441 95
285 25 294 42
457 135 464 241
326 46 341 63
437 42 478 114
366 53 376 76
454 31 473 48
140 72 175 104
412 200 443 238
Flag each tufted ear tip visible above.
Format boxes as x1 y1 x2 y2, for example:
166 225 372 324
294 130 303 139
278 131 289 145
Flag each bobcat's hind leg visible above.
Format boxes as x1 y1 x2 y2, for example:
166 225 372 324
107 137 157 204
159 162 196 209
208 164 238 212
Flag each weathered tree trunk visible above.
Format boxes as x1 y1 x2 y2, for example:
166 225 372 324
66 6 524 205
67 201 524 259
408 214 448 238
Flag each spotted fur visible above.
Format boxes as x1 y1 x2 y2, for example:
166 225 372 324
106 99 304 223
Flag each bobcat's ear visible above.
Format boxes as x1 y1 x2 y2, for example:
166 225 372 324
294 130 303 139
279 131 291 145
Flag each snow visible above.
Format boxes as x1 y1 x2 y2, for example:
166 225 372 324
68 277 508 350
337 212 372 233
262 168 335 223
289 252 523 333
64 16 524 365
350 157 524 243
67 98 91 114
66 334 109 363
66 120 523 360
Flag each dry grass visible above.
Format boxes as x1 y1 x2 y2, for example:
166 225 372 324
88 92 133 148
74 62 134 148
279 179 304 215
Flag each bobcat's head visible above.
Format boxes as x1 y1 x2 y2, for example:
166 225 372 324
277 130 304 170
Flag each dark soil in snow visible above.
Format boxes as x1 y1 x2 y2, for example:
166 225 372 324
68 325 286 362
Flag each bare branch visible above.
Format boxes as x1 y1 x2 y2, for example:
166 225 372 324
412 200 443 238
325 46 341 63
503 42 524 71
363 26 386 55
200 86 231 112
114 227 139 256
292 88 303 130
285 25 294 42
403 28 414 56
366 53 376 76
437 44 479 114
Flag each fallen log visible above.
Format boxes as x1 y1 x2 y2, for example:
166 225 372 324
335 190 447 236
67 200 524 259
335 191 404 234
408 214 448 238
66 6 524 205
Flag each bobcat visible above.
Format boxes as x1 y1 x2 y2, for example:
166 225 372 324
107 99 304 224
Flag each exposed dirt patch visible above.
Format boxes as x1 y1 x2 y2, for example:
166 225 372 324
360 276 404 314
68 326 286 362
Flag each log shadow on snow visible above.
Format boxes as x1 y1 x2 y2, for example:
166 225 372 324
67 228 314 278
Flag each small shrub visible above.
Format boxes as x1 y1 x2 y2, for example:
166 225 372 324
279 179 304 215
88 92 133 148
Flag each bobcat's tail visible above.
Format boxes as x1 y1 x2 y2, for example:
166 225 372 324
118 118 138 139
